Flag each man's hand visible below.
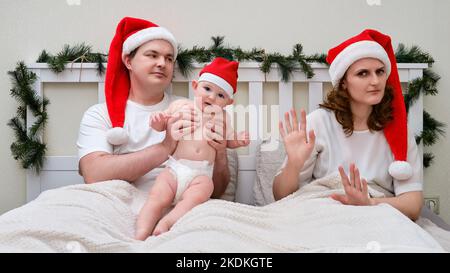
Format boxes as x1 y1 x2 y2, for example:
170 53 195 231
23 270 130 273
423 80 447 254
162 107 198 155
208 119 230 198
205 118 227 153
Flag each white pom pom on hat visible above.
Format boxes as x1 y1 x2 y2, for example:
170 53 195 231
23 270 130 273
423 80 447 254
106 127 129 146
388 161 413 181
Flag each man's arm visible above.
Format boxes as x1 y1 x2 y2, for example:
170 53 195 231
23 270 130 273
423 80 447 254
210 148 230 198
79 142 172 184
205 110 232 198
79 99 201 184
79 113 195 184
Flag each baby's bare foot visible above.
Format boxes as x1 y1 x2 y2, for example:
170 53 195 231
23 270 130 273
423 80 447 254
152 220 172 236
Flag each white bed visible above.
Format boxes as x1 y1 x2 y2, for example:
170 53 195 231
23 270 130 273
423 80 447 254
1 62 449 252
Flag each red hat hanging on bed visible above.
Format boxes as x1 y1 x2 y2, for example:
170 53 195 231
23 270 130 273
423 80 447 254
198 57 239 98
105 17 178 145
326 29 412 180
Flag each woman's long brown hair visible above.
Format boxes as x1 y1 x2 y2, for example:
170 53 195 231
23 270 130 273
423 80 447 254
319 79 395 136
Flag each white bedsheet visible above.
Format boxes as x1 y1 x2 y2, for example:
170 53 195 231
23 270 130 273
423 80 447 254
0 173 448 253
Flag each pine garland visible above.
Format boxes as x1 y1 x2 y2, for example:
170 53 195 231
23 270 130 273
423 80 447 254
36 43 107 75
398 44 446 167
423 152 435 168
8 40 446 172
7 62 49 172
404 69 440 111
395 44 434 64
176 36 326 81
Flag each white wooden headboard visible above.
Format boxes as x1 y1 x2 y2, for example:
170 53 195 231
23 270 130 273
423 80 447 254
26 62 427 204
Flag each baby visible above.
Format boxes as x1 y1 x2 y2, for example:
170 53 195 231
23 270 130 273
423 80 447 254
135 57 249 240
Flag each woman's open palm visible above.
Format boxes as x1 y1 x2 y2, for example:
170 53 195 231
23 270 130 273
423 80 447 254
279 109 315 169
331 164 373 206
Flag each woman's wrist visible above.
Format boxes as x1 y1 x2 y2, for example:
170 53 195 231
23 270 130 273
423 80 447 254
286 159 304 172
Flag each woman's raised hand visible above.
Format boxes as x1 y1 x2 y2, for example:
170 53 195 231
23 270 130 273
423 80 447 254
279 109 315 170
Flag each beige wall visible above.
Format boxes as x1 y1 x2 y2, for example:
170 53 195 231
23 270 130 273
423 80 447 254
1 0 449 221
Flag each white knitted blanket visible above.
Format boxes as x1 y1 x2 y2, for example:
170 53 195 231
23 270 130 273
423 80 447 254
0 173 447 252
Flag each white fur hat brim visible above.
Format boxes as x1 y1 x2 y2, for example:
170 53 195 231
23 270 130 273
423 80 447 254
329 40 391 86
122 27 177 61
198 73 234 98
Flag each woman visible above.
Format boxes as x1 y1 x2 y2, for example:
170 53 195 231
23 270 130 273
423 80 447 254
273 29 423 220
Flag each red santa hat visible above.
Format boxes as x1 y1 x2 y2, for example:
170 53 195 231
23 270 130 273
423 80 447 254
105 17 177 145
326 29 412 180
198 57 239 98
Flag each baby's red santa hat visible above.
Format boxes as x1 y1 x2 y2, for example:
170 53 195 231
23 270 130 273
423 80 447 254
198 57 239 98
326 29 412 180
105 17 177 145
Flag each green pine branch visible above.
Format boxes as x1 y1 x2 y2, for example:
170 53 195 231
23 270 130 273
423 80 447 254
305 53 328 64
209 36 235 60
10 139 47 172
398 43 445 168
36 50 52 63
261 53 298 82
395 43 434 65
423 153 434 168
176 36 320 81
405 69 440 112
8 62 40 115
421 69 440 96
7 62 48 173
420 111 446 146
404 78 422 112
234 47 265 62
37 43 106 76
7 116 27 143
176 47 196 77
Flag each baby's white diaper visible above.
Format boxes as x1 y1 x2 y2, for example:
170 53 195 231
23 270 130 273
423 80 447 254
166 156 213 204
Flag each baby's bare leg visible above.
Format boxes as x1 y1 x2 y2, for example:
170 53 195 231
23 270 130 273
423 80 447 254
135 168 177 240
153 175 214 236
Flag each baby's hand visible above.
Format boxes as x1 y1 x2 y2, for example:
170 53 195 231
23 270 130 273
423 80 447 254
235 131 250 147
150 111 170 132
227 131 250 148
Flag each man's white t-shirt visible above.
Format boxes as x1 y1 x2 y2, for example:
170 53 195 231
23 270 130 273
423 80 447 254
77 92 183 191
276 108 423 196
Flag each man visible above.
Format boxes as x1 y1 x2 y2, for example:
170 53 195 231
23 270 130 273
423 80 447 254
77 17 230 198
